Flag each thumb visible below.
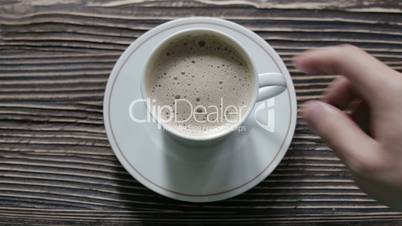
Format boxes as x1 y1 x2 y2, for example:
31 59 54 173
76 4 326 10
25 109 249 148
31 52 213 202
302 101 381 172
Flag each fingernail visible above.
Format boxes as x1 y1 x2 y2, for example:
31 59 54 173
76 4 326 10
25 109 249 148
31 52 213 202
293 55 311 73
293 55 304 69
302 101 326 131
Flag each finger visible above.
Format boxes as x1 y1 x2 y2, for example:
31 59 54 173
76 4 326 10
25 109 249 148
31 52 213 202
323 76 357 109
294 45 397 103
302 100 381 173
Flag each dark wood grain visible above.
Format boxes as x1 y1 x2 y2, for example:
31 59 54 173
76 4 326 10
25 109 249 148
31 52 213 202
0 0 402 225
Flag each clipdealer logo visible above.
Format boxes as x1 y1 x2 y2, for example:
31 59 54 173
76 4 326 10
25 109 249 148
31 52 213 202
128 97 275 133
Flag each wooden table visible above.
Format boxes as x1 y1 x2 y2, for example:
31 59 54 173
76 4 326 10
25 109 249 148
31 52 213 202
0 0 401 225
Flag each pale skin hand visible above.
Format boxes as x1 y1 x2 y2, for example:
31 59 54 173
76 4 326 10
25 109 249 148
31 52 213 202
293 45 402 210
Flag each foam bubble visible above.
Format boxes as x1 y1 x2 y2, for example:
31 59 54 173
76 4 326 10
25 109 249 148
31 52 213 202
198 40 206 47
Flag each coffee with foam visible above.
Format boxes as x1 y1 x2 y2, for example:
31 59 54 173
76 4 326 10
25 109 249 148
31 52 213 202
145 31 254 138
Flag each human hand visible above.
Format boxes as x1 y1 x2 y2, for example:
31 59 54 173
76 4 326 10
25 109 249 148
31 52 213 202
294 45 402 210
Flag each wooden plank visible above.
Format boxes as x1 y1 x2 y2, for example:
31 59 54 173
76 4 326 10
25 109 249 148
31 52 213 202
0 0 401 224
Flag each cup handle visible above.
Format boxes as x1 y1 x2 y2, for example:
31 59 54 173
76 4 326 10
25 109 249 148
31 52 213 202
257 72 287 102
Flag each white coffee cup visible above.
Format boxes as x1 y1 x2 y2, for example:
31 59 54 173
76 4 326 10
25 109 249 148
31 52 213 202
141 28 287 143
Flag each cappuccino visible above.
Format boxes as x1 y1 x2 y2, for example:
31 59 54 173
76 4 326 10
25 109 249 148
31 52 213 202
145 31 254 138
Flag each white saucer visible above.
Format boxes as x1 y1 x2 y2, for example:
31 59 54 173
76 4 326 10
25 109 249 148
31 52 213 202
103 18 297 202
